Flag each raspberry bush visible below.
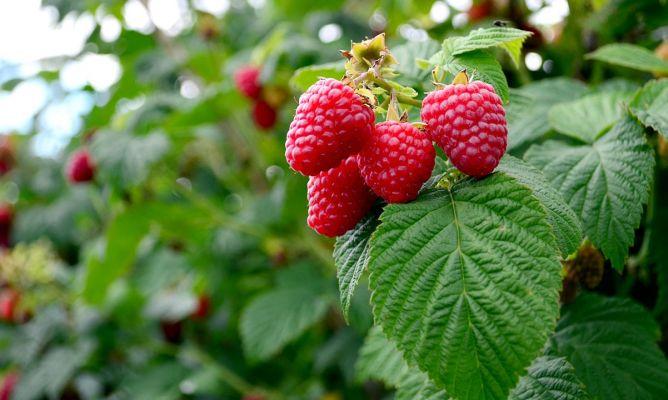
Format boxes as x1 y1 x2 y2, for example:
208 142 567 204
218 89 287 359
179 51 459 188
1 2 668 400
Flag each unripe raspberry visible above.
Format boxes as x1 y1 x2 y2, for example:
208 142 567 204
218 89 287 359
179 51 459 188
421 79 507 178
234 66 262 100
358 121 435 203
307 156 376 237
286 79 375 176
66 149 95 184
252 99 277 130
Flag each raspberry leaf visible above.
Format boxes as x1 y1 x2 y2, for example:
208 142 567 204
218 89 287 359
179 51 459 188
498 155 583 258
587 43 668 74
525 116 654 271
289 62 345 92
450 50 510 103
333 212 380 321
509 356 589 400
356 326 412 386
549 293 668 399
392 39 440 85
368 173 562 400
548 91 633 143
629 79 668 138
240 264 333 361
91 131 169 189
449 27 533 68
506 78 588 150
357 326 447 399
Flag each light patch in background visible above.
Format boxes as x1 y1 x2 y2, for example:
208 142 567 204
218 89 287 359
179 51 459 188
0 79 50 133
318 23 342 43
247 0 266 10
446 0 472 12
180 79 201 99
194 0 230 17
525 0 544 11
452 13 469 28
123 0 154 34
399 24 429 42
60 54 122 92
525 52 543 71
430 1 451 24
0 1 95 64
148 0 193 36
100 15 122 42
529 0 569 26
32 91 94 157
368 11 387 31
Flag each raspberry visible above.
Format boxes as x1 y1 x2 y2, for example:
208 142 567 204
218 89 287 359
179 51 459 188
66 149 95 183
358 121 435 203
421 80 507 178
0 204 12 248
191 295 211 320
234 66 262 100
307 156 376 237
252 99 277 130
0 372 18 400
0 136 14 176
0 288 18 322
286 79 375 176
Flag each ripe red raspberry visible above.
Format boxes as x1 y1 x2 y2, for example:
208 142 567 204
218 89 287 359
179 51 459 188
234 66 262 100
0 288 19 322
307 156 376 237
191 295 211 320
357 121 435 203
421 80 507 178
252 99 277 130
0 204 12 248
66 149 95 183
0 372 18 400
286 79 375 176
0 136 14 176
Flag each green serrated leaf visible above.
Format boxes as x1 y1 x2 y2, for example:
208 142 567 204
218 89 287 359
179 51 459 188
333 212 379 321
549 293 668 399
509 356 589 400
587 43 668 74
449 50 509 103
548 91 632 143
629 79 668 138
91 131 169 189
392 39 441 83
450 27 533 67
240 265 331 361
396 373 448 400
369 172 562 400
525 116 654 271
357 326 447 399
497 155 583 257
506 78 589 150
289 62 345 92
356 325 412 386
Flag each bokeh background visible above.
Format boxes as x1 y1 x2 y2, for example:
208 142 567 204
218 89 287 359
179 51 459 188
0 0 666 399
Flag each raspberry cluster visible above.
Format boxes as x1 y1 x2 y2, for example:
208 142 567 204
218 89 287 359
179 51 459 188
285 73 507 237
234 66 277 130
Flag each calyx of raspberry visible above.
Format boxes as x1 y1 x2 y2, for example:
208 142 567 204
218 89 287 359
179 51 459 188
342 33 397 81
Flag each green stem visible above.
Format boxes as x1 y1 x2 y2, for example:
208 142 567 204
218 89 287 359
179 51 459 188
369 76 422 107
